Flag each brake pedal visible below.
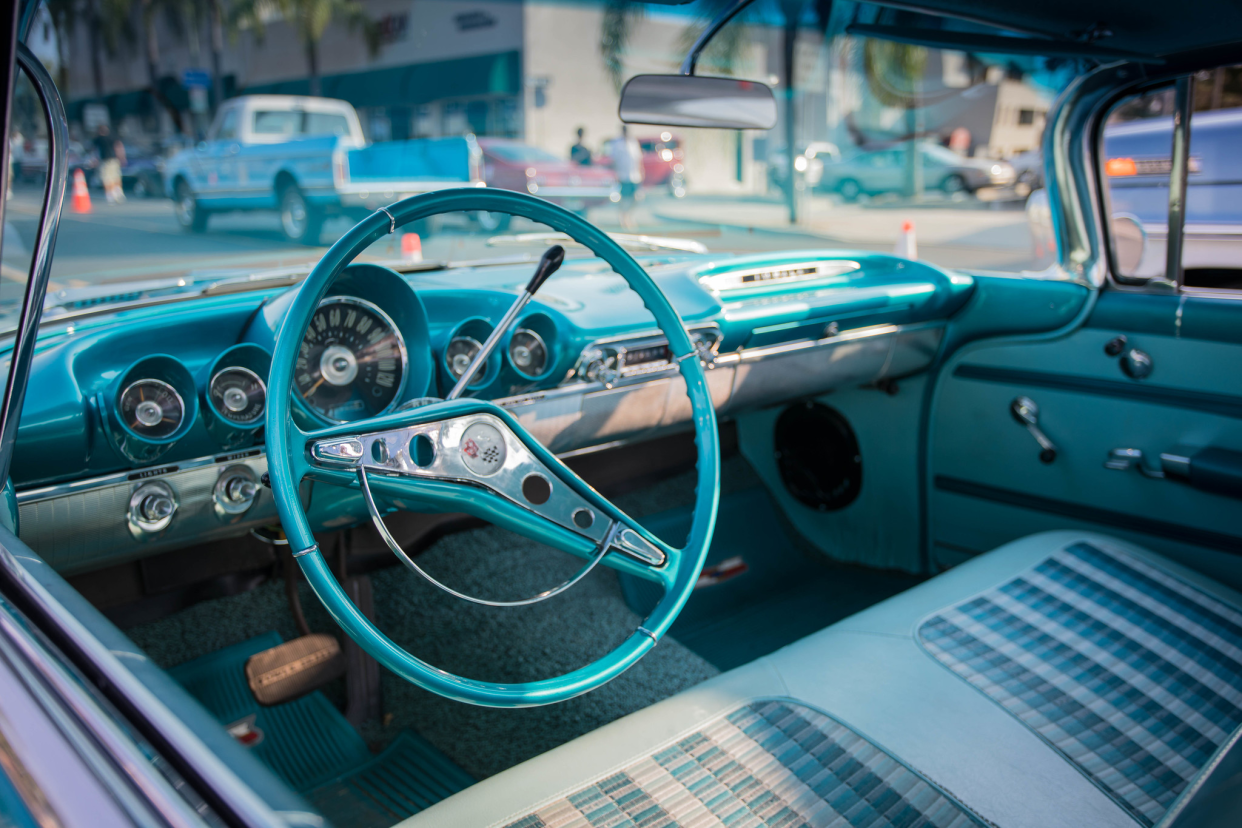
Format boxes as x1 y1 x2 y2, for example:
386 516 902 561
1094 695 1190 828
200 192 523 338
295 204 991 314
245 634 345 706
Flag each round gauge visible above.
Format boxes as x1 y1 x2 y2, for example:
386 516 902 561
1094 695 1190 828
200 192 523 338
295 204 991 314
118 379 185 440
295 297 408 423
445 336 489 386
508 328 548 378
209 367 267 425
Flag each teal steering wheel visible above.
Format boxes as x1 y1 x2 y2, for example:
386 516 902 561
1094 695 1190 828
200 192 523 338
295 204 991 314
266 188 720 707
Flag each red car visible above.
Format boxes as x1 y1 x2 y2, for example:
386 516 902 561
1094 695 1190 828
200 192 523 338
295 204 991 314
477 138 619 229
637 133 685 186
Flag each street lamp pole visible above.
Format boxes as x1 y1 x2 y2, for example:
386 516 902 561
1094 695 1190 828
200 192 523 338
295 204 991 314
780 0 803 225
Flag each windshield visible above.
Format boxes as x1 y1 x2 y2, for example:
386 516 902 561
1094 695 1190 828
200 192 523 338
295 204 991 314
2 0 1081 335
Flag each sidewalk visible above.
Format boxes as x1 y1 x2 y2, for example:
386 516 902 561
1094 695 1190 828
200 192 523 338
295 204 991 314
650 193 1032 248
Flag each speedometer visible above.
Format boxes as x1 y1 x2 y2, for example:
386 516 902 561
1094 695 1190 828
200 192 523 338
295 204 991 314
295 297 407 423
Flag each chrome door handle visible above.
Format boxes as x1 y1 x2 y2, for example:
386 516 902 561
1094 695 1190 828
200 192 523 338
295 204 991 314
1010 396 1057 464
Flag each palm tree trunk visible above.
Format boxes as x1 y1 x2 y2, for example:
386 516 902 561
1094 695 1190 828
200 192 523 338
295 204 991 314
209 0 225 112
780 6 799 224
143 0 185 134
306 40 321 97
88 0 105 97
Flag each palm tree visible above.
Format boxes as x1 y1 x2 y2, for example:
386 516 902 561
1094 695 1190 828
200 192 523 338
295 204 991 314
600 0 641 92
862 38 928 198
231 0 378 97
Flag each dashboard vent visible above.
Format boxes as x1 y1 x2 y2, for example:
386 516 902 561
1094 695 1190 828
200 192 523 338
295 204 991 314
698 260 861 292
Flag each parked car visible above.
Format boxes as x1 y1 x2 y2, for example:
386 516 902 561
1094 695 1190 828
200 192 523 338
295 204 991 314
477 137 619 230
1009 148 1044 193
1103 106 1242 280
163 95 483 243
767 142 840 194
820 142 1015 200
637 133 687 196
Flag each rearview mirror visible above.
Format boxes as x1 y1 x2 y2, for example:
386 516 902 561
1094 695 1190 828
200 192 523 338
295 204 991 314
619 74 777 130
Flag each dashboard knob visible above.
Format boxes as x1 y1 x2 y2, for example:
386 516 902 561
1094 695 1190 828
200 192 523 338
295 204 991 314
579 348 619 386
214 466 260 520
141 493 175 522
128 481 177 538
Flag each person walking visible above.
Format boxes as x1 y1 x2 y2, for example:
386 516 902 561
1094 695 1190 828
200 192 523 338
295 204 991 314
570 127 592 166
92 124 126 204
606 124 643 230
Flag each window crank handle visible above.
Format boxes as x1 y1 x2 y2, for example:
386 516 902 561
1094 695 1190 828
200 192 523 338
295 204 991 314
1010 396 1057 464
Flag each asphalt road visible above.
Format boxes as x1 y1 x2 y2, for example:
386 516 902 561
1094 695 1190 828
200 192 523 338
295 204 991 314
0 184 1039 292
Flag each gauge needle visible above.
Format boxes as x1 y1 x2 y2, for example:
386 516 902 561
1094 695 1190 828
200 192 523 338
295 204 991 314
302 376 326 398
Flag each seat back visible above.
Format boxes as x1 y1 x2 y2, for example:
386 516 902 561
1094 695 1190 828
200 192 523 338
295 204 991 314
1164 727 1242 828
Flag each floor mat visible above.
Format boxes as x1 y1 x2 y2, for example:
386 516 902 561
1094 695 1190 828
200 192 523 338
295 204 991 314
169 632 473 827
305 731 475 828
625 488 922 671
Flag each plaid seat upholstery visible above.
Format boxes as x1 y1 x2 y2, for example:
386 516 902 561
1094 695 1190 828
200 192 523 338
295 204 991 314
919 541 1242 826
505 700 984 828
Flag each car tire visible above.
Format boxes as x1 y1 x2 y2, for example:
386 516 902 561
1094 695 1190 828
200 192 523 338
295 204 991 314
472 211 511 233
174 181 209 233
837 178 862 202
279 184 323 245
941 174 967 195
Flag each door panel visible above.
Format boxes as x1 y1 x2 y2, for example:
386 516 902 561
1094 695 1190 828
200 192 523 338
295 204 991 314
930 293 1242 589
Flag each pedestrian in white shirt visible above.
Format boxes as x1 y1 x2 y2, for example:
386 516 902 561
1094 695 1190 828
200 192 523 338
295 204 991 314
606 125 644 230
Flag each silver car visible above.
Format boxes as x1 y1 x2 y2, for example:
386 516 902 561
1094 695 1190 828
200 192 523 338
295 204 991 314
820 142 1016 200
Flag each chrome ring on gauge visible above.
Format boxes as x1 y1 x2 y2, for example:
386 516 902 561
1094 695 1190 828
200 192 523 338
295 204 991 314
295 296 409 423
117 379 185 440
208 366 267 426
508 328 549 378
445 336 489 386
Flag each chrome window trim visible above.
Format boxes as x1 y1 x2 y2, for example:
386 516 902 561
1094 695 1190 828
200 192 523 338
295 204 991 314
0 541 288 826
0 597 211 827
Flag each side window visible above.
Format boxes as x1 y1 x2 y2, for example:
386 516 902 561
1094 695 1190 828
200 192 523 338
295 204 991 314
1103 65 1242 289
1183 65 1242 290
303 113 350 137
252 110 301 136
216 109 238 141
1102 87 1175 281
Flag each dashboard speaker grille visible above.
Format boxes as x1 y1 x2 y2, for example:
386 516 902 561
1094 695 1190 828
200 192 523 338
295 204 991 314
773 402 862 512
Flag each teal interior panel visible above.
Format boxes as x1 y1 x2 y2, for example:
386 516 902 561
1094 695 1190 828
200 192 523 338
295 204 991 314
736 381 927 573
930 323 1242 587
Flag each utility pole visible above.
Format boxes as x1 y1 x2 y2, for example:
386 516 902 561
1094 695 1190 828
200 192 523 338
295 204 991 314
780 0 803 225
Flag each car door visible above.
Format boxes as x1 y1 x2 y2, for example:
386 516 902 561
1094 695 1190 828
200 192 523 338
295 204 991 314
194 105 238 202
927 69 1242 591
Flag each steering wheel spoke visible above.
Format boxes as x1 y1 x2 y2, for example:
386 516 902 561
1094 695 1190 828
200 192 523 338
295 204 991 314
306 403 677 589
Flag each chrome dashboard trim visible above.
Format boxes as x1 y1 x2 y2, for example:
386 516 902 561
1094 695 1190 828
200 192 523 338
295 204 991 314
15 321 941 509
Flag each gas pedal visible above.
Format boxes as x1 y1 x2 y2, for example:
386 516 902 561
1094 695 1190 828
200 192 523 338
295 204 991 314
244 633 346 706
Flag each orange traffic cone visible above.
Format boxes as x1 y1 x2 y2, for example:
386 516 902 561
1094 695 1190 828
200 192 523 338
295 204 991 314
894 219 916 259
71 168 91 214
401 232 422 263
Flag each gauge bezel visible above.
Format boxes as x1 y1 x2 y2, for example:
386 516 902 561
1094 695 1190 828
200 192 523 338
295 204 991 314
297 295 410 424
506 327 550 380
445 335 491 387
117 378 186 441
208 366 267 426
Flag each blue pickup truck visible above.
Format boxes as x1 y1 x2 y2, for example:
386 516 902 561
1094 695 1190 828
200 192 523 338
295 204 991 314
164 95 483 243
